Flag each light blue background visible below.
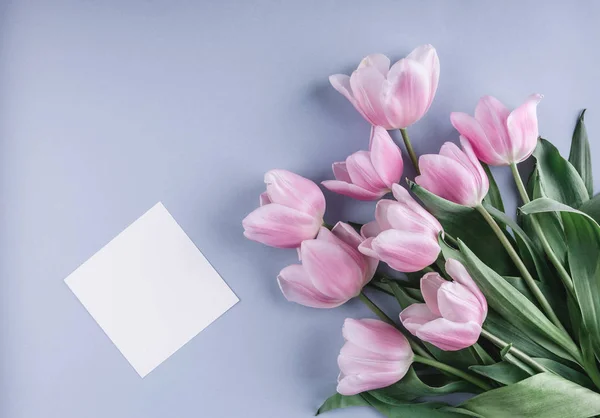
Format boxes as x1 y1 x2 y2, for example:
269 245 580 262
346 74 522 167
2 1 600 417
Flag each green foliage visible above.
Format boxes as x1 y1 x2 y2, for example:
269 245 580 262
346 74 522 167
569 110 593 198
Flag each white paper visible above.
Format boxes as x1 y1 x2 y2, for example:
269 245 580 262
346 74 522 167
65 202 238 377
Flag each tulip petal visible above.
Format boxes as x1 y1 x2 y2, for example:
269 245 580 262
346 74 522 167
332 162 352 182
358 237 379 259
416 318 482 351
350 66 392 127
330 74 372 123
369 126 404 187
445 259 487 316
337 371 407 396
277 264 341 308
301 239 364 300
322 180 384 201
399 303 439 335
346 150 388 191
357 53 391 76
338 352 406 375
371 229 440 272
475 95 511 155
416 153 479 207
376 198 440 236
451 112 507 166
391 185 443 233
438 281 485 324
317 226 366 273
460 137 490 203
360 221 381 239
342 319 411 358
242 204 320 248
421 272 445 316
384 58 431 128
332 221 364 248
406 44 439 107
506 94 543 163
259 192 271 206
265 169 325 218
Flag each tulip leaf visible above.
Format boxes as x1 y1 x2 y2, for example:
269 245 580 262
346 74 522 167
316 393 369 414
409 181 515 276
568 110 593 198
521 167 567 264
579 192 600 224
457 241 579 362
469 361 530 385
532 137 589 207
533 358 594 390
457 373 600 418
481 163 505 212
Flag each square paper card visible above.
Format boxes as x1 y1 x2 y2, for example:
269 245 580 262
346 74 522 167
65 202 238 377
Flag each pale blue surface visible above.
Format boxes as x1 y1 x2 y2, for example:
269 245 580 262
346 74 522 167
1 1 600 417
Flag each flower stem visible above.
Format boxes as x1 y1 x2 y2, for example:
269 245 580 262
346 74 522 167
474 204 567 333
509 163 575 296
358 291 432 359
413 354 493 391
481 329 548 374
400 128 420 175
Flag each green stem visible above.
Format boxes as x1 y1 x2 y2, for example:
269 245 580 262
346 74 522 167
510 163 575 296
481 329 548 374
359 292 432 359
400 128 420 175
475 204 567 333
413 354 493 391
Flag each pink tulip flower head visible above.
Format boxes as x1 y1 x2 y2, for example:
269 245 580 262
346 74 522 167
277 223 378 308
400 259 487 351
322 126 404 200
415 139 489 207
242 169 326 248
451 94 543 166
329 45 440 129
358 184 443 272
337 318 414 395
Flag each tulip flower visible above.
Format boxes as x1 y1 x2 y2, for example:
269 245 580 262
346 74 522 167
450 94 543 166
277 223 378 308
358 184 442 272
242 169 325 248
329 45 440 130
337 318 414 395
322 126 404 200
400 259 487 351
415 139 489 207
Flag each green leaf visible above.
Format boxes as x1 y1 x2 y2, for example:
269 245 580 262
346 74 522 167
484 312 565 364
569 109 593 198
533 358 594 390
458 373 600 418
371 367 478 403
580 193 600 224
316 393 369 415
410 182 515 276
469 361 530 385
458 241 579 362
532 138 589 207
482 163 505 212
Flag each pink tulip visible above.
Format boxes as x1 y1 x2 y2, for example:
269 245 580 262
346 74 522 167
358 184 442 272
242 169 326 248
277 223 378 308
415 139 489 207
451 94 543 166
322 126 404 200
399 259 487 351
329 45 440 129
337 318 413 395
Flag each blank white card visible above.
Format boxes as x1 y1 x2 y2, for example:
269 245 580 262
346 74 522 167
65 202 238 377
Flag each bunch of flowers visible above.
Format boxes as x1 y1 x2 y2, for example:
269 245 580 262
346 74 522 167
243 45 600 417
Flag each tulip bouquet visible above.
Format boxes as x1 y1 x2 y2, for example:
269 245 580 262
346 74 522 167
243 45 600 417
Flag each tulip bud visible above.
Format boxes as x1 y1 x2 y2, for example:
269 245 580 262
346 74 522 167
400 259 487 351
337 318 414 395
